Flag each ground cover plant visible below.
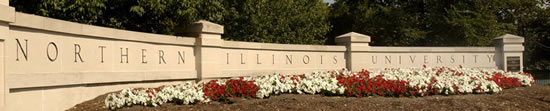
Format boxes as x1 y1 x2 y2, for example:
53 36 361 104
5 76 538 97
104 66 535 110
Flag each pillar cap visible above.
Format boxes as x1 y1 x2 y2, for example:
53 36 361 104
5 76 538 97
493 34 524 44
0 5 15 23
335 32 371 45
184 20 224 36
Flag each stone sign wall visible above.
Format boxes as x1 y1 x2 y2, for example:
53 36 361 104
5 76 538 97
0 2 525 111
219 41 346 77
354 47 498 70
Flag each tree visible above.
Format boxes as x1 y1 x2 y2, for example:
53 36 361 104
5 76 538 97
222 0 330 44
493 0 550 70
10 0 224 35
423 0 513 46
10 0 330 45
328 0 550 69
328 0 428 46
328 0 513 46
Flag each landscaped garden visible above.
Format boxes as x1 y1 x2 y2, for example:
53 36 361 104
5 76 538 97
67 65 550 110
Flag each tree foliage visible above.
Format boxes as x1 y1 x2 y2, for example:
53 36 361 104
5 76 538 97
11 0 224 35
328 0 515 46
223 0 330 44
10 0 329 44
328 0 550 68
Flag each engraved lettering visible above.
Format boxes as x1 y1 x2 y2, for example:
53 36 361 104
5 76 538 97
120 48 129 63
399 56 402 64
320 55 323 64
159 50 166 64
74 44 84 62
333 56 338 64
385 56 391 64
286 55 293 64
450 55 455 63
15 39 28 61
47 42 58 62
141 49 147 64
178 51 185 64
98 46 106 63
303 55 310 64
226 53 229 64
409 55 416 63
473 55 478 63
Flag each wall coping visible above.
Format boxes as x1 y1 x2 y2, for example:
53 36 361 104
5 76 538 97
10 12 196 46
363 46 495 52
223 40 346 52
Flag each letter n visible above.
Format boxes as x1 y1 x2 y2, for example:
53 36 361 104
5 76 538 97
16 39 28 61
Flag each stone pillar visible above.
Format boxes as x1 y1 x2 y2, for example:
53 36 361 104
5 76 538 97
335 32 371 71
184 20 224 81
0 0 14 110
493 34 525 72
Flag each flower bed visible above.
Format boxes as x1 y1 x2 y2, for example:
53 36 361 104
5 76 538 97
104 66 535 110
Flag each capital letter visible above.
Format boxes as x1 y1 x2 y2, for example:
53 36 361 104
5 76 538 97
47 42 58 62
120 48 129 63
450 55 455 63
286 55 293 64
320 55 323 64
15 39 28 61
98 46 106 63
409 55 416 63
159 50 166 64
178 51 185 64
226 53 229 64
385 56 392 64
142 49 147 64
74 44 84 62
399 56 402 64
473 55 478 63
333 56 338 64
303 55 310 64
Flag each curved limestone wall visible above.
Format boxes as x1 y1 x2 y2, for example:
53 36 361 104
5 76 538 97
0 2 525 111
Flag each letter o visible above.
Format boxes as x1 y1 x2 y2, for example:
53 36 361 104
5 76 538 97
303 55 310 64
47 42 58 62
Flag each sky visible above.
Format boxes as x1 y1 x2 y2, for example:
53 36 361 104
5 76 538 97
323 0 335 4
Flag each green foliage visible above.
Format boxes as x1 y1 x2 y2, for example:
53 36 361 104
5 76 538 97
328 0 428 46
10 0 224 35
10 0 329 45
223 0 330 44
328 0 549 68
329 0 514 46
11 0 106 24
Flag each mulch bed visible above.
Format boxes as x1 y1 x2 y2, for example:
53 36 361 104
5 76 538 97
68 85 550 111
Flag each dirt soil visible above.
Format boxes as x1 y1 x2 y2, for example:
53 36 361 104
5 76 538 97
68 85 550 111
